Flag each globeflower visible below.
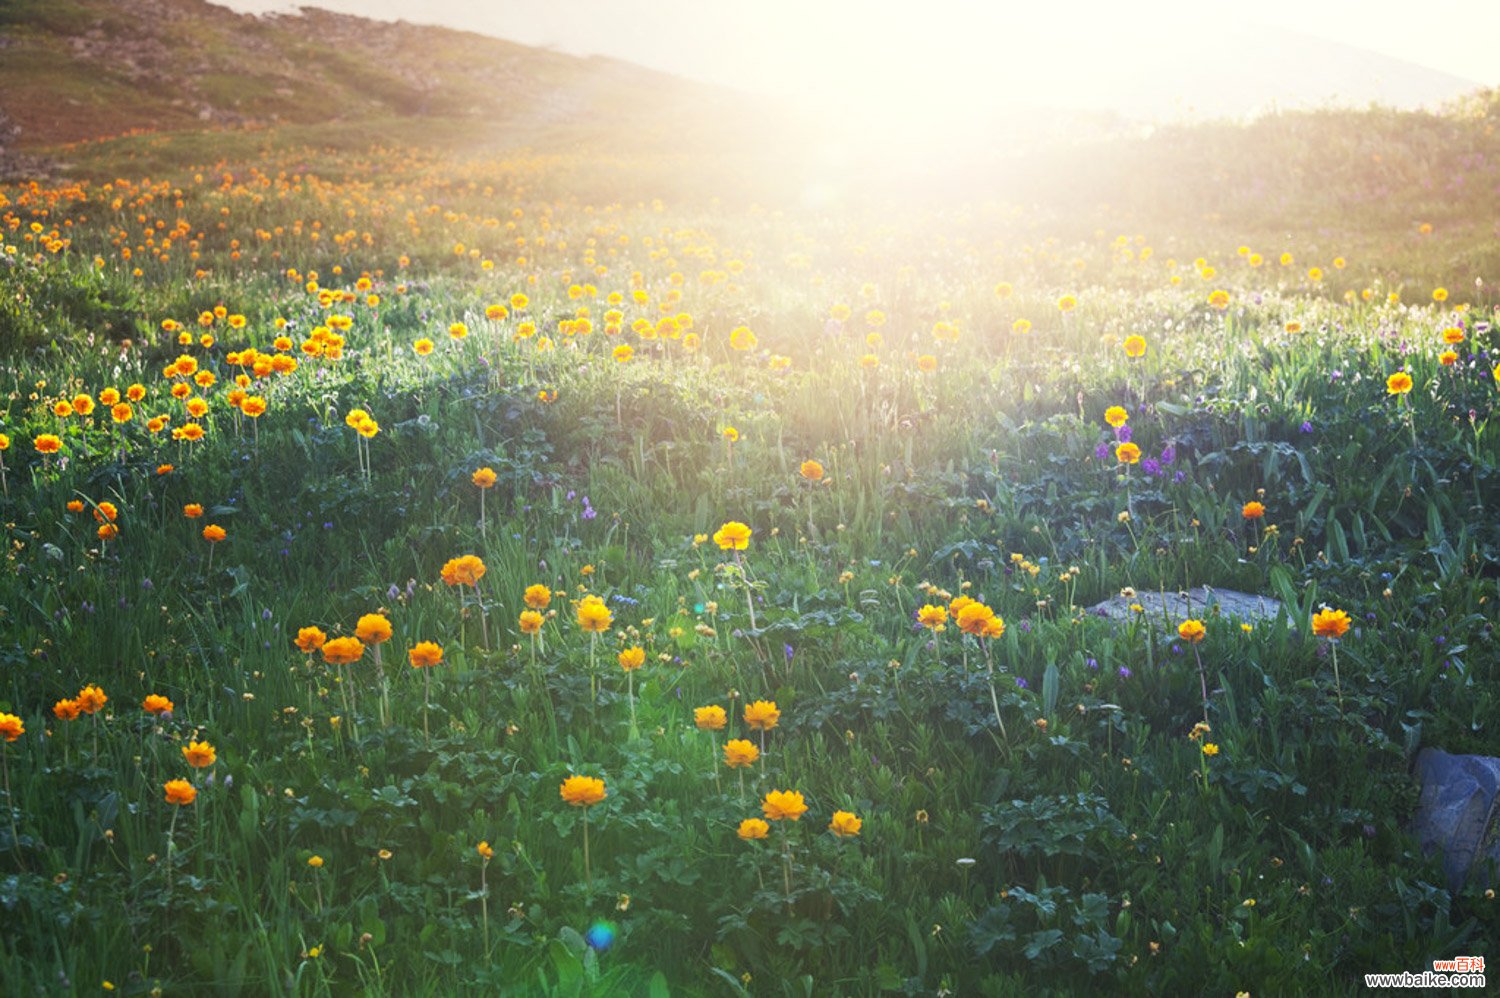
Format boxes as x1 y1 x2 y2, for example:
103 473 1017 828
723 739 759 768
1242 501 1265 520
737 818 769 840
202 524 227 543
182 740 216 768
472 467 497 489
34 434 62 454
799 460 824 481
142 694 174 716
828 810 862 837
518 610 544 635
523 584 551 609
743 700 780 731
77 685 107 715
577 596 612 633
1123 335 1147 358
712 521 752 551
694 705 727 730
295 626 327 653
52 699 81 721
917 604 948 631
408 641 443 669
1386 372 1414 395
1311 608 1351 640
617 646 645 672
164 779 197 806
1104 406 1129 428
559 775 606 807
762 790 808 822
0 712 23 742
355 613 393 645
1116 442 1141 465
1178 619 1207 644
440 555 487 588
321 636 365 665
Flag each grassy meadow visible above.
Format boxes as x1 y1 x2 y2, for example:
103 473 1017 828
1 105 1499 996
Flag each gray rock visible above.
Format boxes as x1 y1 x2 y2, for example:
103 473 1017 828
1413 749 1500 890
1087 586 1283 626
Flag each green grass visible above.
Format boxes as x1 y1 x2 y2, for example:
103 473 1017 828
0 108 1498 996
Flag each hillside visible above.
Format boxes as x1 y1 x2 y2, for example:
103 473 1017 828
0 0 746 151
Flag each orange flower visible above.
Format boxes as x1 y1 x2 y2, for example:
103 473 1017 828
66 500 85 513
762 789 808 822
617 646 646 672
1386 372 1413 395
828 810 862 837
183 503 203 518
240 396 267 418
917 605 948 631
476 840 494 860
76 685 107 714
52 698 81 721
1311 608 1351 640
295 626 327 653
956 601 999 637
577 596 612 634
440 555 486 588
93 501 118 523
164 779 197 806
799 460 824 481
321 636 366 665
559 775 606 807
34 434 62 454
743 700 779 731
737 818 769 840
202 524 226 543
472 467 497 489
110 403 133 424
0 712 23 742
712 521 752 551
182 740 216 768
408 641 443 668
523 584 551 609
142 694 174 715
1116 442 1141 465
97 524 119 541
694 705 727 731
354 613 393 645
1242 501 1265 520
518 610 544 635
1178 619 1207 644
723 739 759 768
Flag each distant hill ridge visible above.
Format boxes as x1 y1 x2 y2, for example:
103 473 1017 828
0 0 732 149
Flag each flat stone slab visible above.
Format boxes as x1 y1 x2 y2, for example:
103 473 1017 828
1088 586 1283 625
1414 749 1500 890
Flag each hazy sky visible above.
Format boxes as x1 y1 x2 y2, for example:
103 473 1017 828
215 0 1499 121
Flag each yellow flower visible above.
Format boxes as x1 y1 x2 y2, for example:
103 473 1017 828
617 646 646 672
828 810 862 837
723 738 759 768
142 694 174 716
1104 406 1128 428
1177 619 1206 644
737 818 769 840
472 467 497 489
1311 608 1351 639
799 460 824 481
712 521 752 550
762 789 808 822
0 712 24 742
1115 442 1141 465
355 613 392 645
477 841 494 860
523 584 551 609
1433 287 1448 302
743 700 780 731
694 705 727 731
202 524 227 543
164 779 197 806
518 610 544 635
1123 335 1147 358
320 636 365 665
414 338 434 355
1442 326 1465 345
559 775 606 807
577 596 613 634
1242 501 1265 520
729 326 757 351
917 604 948 631
1202 743 1220 757
408 641 443 669
183 740 217 768
1207 289 1230 310
1386 372 1413 395
613 344 634 363
1056 294 1077 312
308 855 324 868
1012 318 1032 334
721 426 739 443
